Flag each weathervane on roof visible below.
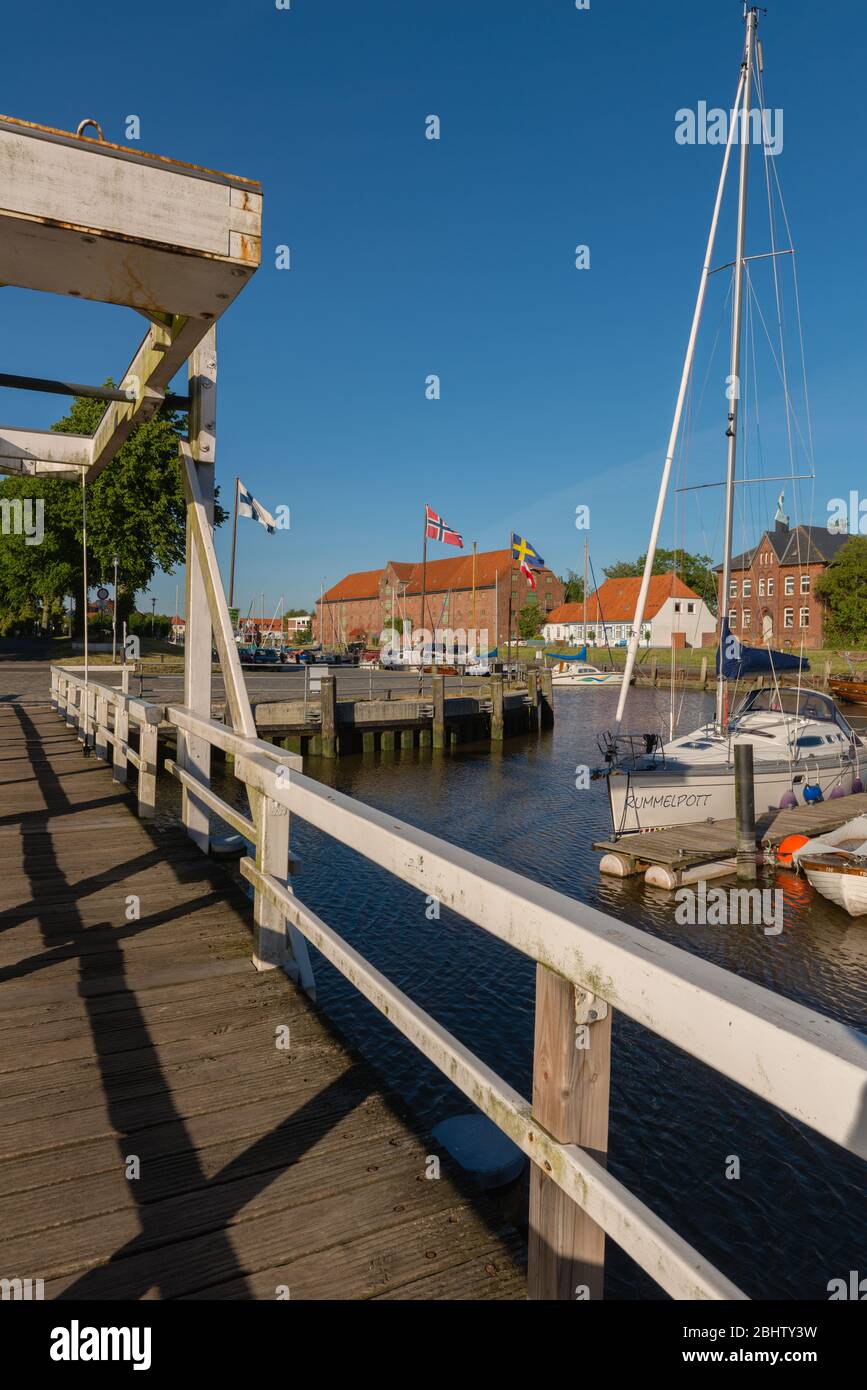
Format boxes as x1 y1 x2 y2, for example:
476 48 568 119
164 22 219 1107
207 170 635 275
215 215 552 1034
774 490 789 526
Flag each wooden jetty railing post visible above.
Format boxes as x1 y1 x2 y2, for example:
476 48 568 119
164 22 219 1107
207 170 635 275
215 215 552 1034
735 742 757 880
253 792 290 970
178 329 216 853
113 701 129 784
95 694 109 760
823 659 831 690
700 655 708 689
490 673 504 741
432 673 445 748
137 721 158 819
529 965 611 1300
320 675 337 758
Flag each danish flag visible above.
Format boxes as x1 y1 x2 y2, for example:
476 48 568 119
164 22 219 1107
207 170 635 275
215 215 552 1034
425 504 463 548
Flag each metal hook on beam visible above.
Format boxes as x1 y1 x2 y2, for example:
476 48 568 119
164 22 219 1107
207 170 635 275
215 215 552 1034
75 119 105 141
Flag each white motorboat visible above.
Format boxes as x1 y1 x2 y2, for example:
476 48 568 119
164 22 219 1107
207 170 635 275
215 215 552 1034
551 660 620 687
604 687 863 834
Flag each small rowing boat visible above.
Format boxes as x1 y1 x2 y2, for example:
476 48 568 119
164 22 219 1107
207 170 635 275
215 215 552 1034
829 676 867 705
792 815 867 917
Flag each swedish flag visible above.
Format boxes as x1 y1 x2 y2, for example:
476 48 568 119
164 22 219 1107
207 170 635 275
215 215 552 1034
511 533 544 569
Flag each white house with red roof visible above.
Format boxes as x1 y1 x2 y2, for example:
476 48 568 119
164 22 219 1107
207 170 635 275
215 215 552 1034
542 574 717 649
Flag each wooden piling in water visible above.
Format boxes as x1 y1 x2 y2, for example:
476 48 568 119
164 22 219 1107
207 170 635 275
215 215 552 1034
432 674 445 750
539 669 554 728
527 669 540 733
734 743 757 881
491 674 504 742
320 675 337 758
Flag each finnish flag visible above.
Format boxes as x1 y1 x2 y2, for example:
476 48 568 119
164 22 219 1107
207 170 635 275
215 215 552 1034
238 480 277 534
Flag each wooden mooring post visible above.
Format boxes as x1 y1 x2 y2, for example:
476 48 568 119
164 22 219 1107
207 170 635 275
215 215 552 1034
735 742 757 880
490 673 504 741
432 673 445 749
527 669 540 732
320 675 337 758
529 966 611 1299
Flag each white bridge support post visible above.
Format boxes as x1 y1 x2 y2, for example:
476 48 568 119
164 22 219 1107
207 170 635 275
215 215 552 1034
179 329 217 852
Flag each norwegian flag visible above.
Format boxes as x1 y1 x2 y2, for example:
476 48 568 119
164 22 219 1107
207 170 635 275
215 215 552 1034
425 504 463 548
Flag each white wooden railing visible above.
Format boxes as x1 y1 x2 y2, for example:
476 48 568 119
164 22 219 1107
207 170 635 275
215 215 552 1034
50 661 867 1303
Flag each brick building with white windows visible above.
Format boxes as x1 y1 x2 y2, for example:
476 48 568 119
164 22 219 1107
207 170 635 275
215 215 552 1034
715 516 846 648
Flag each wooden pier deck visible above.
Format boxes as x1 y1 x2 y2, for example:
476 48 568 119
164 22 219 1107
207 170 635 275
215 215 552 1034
594 791 867 871
0 702 526 1300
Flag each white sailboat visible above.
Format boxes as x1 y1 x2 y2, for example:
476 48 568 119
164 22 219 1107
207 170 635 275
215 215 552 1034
599 6 864 837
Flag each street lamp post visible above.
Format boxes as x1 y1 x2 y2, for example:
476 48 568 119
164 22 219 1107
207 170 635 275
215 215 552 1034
112 553 119 663
151 596 156 636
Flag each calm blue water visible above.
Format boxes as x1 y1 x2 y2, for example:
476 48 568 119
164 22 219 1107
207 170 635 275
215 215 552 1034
160 684 867 1299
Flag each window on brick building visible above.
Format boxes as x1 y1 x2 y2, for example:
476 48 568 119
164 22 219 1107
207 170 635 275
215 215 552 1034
743 608 751 627
800 575 810 594
759 577 765 596
729 580 737 598
784 608 794 628
784 575 794 595
767 578 774 596
729 610 737 628
800 607 809 628
743 579 752 597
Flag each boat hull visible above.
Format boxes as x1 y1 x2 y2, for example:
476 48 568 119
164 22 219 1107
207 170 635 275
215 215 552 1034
551 671 621 686
799 854 867 916
608 756 857 835
829 678 867 705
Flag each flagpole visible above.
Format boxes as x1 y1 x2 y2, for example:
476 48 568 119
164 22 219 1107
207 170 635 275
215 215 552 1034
420 505 428 635
506 534 513 675
471 541 477 634
229 476 239 610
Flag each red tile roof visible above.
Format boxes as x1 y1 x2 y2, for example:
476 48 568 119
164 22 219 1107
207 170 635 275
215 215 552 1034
320 567 388 603
320 549 558 603
546 575 701 625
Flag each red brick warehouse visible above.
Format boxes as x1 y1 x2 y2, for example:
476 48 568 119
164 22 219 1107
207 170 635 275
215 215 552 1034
315 550 565 647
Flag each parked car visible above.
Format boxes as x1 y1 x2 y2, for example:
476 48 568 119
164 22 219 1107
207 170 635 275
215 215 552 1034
253 647 280 664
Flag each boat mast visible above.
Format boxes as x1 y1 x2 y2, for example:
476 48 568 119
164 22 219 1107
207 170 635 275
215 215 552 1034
583 534 588 650
717 5 758 728
612 49 748 734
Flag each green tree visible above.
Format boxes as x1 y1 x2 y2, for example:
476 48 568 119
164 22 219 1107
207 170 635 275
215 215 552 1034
0 387 226 635
603 549 717 614
560 569 584 604
518 597 543 639
815 538 867 645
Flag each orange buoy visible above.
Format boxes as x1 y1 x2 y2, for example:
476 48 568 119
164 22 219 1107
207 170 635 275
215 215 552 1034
776 833 809 867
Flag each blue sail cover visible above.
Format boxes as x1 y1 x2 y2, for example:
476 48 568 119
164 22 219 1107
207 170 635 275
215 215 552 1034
544 645 587 662
716 619 809 680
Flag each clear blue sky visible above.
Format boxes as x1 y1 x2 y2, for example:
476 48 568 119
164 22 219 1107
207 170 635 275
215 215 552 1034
2 0 866 618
